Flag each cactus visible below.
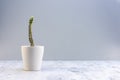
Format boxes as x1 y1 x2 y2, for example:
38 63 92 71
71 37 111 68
28 16 34 46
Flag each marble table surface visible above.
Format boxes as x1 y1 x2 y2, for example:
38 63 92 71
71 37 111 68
0 61 120 80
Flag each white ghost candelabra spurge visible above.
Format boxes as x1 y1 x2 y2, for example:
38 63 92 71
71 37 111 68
21 16 44 71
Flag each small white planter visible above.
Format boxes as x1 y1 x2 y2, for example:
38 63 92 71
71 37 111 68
21 46 44 71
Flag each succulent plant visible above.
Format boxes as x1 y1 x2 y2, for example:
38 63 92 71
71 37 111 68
28 16 34 46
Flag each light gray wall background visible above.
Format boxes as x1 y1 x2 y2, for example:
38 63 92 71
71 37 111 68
0 0 120 60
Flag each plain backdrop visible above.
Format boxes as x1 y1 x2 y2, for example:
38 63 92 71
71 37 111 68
0 0 120 60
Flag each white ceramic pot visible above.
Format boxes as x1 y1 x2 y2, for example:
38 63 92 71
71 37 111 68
21 46 44 71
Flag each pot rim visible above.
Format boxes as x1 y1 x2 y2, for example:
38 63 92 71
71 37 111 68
21 45 44 48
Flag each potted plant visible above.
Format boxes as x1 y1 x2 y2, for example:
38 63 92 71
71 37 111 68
21 16 44 71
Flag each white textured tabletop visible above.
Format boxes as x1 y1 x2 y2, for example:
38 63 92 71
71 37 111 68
0 61 120 80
